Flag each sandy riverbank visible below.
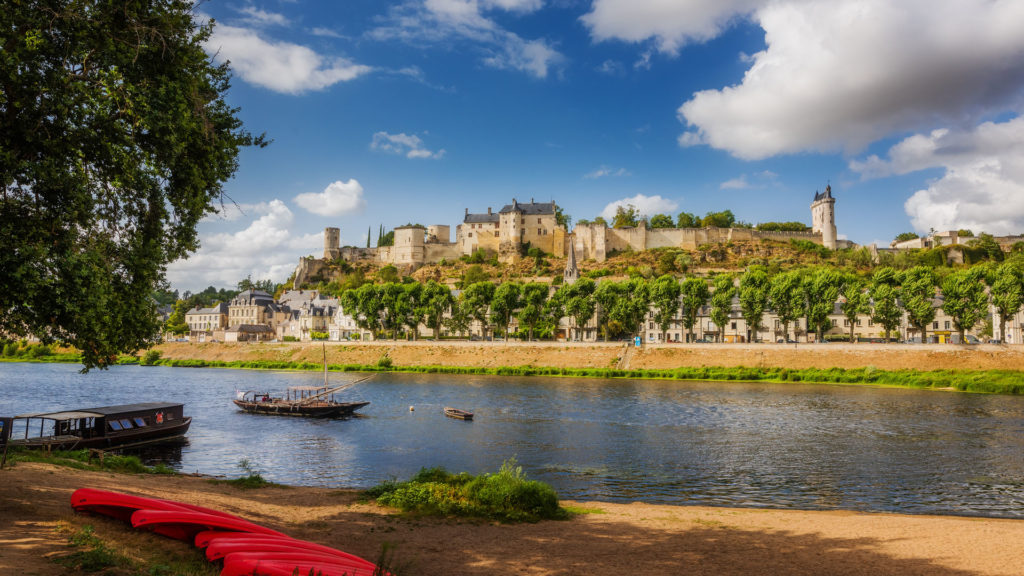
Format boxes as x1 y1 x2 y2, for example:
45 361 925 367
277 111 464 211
154 340 1024 372
2 462 1022 575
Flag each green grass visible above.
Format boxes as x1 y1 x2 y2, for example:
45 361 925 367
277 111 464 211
366 458 568 523
563 505 607 515
133 357 1024 395
6 448 177 474
55 525 129 573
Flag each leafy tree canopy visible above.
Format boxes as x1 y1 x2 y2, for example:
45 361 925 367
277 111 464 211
612 205 640 229
0 1 264 369
757 221 810 232
676 211 699 228
648 213 674 228
894 232 920 242
701 210 736 228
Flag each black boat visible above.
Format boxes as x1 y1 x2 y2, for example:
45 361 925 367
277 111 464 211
233 387 370 418
233 344 371 418
444 407 474 421
3 402 191 451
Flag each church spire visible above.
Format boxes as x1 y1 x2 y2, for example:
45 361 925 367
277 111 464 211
564 238 579 285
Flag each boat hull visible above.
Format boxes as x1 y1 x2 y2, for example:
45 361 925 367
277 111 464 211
233 400 369 418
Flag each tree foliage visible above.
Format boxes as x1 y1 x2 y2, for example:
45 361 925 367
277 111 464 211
990 262 1024 342
768 270 804 341
679 277 710 343
941 268 989 342
898 266 937 341
648 214 674 228
739 267 769 342
709 274 735 343
676 211 699 228
611 205 640 229
1 1 265 368
649 275 682 342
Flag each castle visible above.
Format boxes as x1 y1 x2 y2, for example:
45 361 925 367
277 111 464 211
293 188 845 288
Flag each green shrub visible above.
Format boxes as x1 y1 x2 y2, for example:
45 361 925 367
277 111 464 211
368 459 567 522
140 349 161 365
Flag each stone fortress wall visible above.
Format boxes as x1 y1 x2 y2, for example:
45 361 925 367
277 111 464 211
293 188 844 287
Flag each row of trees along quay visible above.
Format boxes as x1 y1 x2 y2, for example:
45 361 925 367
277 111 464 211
323 258 1024 346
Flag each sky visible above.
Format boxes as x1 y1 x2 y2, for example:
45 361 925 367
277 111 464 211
166 0 1024 293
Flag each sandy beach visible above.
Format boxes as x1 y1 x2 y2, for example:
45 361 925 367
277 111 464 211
2 461 1023 575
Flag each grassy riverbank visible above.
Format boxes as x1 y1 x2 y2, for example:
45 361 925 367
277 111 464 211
7 340 1024 394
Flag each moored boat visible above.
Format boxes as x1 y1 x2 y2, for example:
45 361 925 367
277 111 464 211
444 407 474 421
3 402 190 451
233 344 371 418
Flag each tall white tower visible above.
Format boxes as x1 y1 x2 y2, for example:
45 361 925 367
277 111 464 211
810 185 837 250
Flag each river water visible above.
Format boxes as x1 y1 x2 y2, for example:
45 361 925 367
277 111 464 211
2 362 1023 518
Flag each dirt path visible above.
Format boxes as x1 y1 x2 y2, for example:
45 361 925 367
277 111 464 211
3 462 1023 576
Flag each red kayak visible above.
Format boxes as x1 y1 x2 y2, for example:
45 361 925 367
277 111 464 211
131 509 287 541
194 530 297 548
206 538 376 569
221 552 377 576
70 488 241 523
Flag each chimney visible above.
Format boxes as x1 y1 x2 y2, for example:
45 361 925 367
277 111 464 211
487 207 492 215
465 208 468 216
531 197 534 203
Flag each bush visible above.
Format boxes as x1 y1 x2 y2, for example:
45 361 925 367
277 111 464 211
282 335 298 342
368 459 567 522
140 349 161 365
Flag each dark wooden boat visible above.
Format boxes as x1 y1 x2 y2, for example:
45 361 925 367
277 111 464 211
233 344 370 418
3 402 190 451
444 407 474 421
233 389 369 418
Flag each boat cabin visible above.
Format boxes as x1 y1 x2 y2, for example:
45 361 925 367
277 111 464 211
5 402 189 450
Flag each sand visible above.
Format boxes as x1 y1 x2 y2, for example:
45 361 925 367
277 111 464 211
2 461 1022 576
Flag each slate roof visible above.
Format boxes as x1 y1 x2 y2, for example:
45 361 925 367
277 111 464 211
499 200 555 215
464 212 500 224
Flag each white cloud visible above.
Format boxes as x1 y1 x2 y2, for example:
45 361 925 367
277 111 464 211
310 27 346 39
167 200 321 291
237 6 290 28
719 170 778 190
294 180 367 216
597 59 623 75
600 194 678 220
633 49 653 71
850 117 1024 236
370 1 563 79
206 24 372 94
719 176 749 190
675 0 1024 160
371 132 446 159
582 0 761 54
584 165 630 179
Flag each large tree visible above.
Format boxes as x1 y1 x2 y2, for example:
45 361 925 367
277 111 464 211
840 275 870 343
679 277 710 343
1 1 264 369
649 275 682 343
899 266 938 343
420 280 453 340
709 274 735 343
461 281 495 340
869 267 902 340
516 283 549 341
941 268 989 343
490 282 522 341
989 262 1024 342
768 270 804 342
738 267 769 342
803 268 844 342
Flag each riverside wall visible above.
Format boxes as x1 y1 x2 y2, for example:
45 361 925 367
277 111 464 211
152 341 1024 372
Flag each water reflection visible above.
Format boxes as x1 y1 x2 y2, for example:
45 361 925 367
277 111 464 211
1 363 1023 518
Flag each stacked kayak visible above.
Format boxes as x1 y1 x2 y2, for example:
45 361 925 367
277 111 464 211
71 488 380 575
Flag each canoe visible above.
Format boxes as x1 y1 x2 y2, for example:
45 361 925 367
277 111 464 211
71 488 242 523
207 539 375 569
194 530 297 548
130 509 287 541
221 552 377 576
444 407 473 421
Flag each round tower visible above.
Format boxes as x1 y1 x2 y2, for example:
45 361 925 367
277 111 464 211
323 227 341 260
810 185 837 250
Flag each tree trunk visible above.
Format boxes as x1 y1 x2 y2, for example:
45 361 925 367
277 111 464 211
998 316 1005 343
849 322 855 343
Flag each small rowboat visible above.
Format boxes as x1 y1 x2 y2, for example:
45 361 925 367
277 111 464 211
444 407 473 421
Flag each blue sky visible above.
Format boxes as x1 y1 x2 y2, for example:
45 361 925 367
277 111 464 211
167 0 1024 292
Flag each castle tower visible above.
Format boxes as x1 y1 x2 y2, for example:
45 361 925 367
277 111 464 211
810 185 837 250
323 227 340 260
563 238 579 285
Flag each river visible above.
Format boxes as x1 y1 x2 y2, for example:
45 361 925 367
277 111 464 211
2 362 1023 518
